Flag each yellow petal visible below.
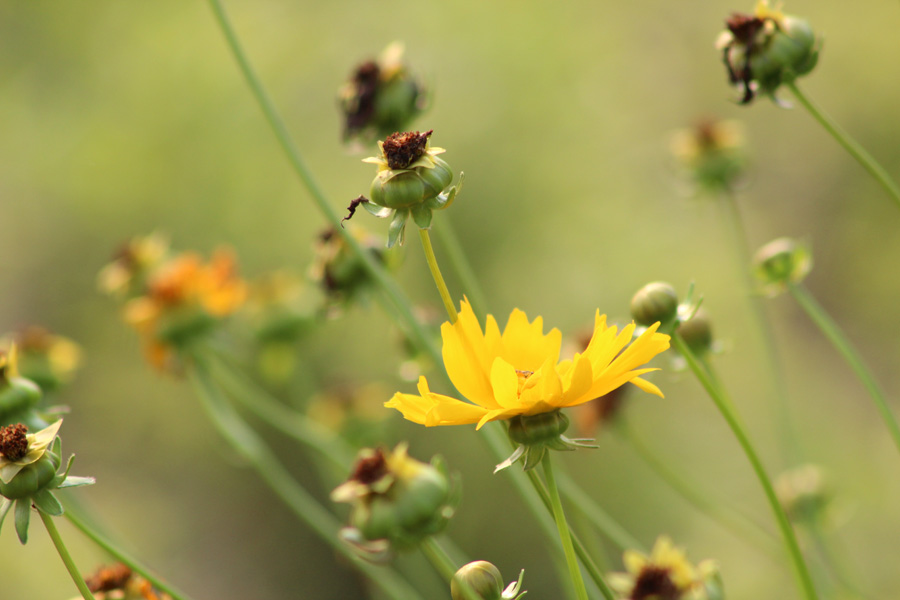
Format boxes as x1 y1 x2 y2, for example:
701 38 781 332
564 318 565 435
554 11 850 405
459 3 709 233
500 309 562 371
441 299 498 408
385 377 488 426
558 354 594 407
489 357 520 409
629 376 664 398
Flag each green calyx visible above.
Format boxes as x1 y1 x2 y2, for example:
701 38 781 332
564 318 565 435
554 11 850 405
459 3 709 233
753 237 812 296
496 410 597 472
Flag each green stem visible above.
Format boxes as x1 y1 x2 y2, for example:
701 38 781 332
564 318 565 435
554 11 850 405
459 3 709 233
431 219 488 321
672 333 819 600
787 282 900 456
206 0 434 359
616 418 780 559
541 454 600 600
786 81 900 211
39 511 95 600
63 509 192 600
206 3 629 592
205 350 357 469
719 188 802 463
806 518 874 600
188 354 423 600
419 228 458 322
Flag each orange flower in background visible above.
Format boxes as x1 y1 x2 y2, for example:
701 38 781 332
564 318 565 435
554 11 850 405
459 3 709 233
386 299 670 430
120 247 247 370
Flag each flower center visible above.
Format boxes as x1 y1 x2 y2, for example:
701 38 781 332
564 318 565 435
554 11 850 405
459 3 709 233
350 448 389 486
515 369 535 396
383 130 432 169
0 423 29 461
632 566 681 600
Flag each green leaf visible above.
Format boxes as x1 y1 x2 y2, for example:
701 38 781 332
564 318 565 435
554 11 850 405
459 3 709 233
57 475 96 489
33 490 63 516
386 209 408 248
411 205 433 229
14 497 31 544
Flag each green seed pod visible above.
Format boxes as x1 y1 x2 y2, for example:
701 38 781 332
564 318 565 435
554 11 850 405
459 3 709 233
451 561 504 600
630 282 679 328
393 466 450 531
508 410 570 447
418 158 453 200
0 378 42 422
370 171 427 210
676 308 714 357
354 497 398 542
0 450 60 500
753 237 811 295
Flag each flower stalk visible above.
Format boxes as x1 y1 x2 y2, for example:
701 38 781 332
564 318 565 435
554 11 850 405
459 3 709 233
40 510 96 600
672 332 819 600
785 281 900 456
419 228 458 323
785 81 900 211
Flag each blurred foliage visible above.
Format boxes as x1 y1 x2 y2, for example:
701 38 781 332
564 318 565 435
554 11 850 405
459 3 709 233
2 0 900 598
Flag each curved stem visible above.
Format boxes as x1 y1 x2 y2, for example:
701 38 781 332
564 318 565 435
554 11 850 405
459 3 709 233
673 333 819 600
63 509 192 600
719 188 802 463
188 354 423 600
40 511 96 600
616 418 780 559
786 81 900 211
542 454 601 600
419 228 458 322
431 220 488 321
206 0 434 359
787 282 900 456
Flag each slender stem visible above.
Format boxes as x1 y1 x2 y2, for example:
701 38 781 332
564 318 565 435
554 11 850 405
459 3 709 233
719 188 802 463
787 282 900 456
63 509 192 600
541 454 601 600
616 418 780 559
431 219 488 321
419 228 458 322
672 333 819 600
188 354 423 600
806 519 874 600
205 351 357 469
39 511 95 600
206 0 435 359
786 81 900 211
206 3 629 591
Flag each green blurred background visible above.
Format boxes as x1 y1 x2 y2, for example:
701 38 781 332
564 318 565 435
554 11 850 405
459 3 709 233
2 0 900 598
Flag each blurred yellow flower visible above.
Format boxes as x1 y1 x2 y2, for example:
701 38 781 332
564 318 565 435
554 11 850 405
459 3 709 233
609 536 718 600
385 299 669 429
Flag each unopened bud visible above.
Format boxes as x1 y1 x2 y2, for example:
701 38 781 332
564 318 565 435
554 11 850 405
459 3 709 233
451 561 527 600
631 282 679 329
753 237 811 296
676 308 714 357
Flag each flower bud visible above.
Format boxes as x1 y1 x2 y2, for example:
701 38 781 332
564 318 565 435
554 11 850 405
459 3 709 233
776 464 829 523
670 118 746 194
2 327 82 394
451 561 527 600
332 444 457 558
631 282 679 329
717 1 820 104
339 42 426 144
676 308 714 357
753 237 811 296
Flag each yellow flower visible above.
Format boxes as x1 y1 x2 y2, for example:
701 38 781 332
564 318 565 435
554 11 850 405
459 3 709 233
609 536 717 600
385 299 670 430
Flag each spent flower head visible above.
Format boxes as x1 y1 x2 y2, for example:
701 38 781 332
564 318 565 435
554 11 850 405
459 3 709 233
309 226 398 308
386 299 670 470
670 118 746 194
339 42 427 145
1 326 83 393
331 443 458 561
776 464 830 523
717 1 820 104
609 536 721 600
347 130 462 247
97 232 170 299
0 419 94 544
75 563 174 600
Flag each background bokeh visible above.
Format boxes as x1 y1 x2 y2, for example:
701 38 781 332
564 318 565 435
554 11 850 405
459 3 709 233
2 0 900 598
